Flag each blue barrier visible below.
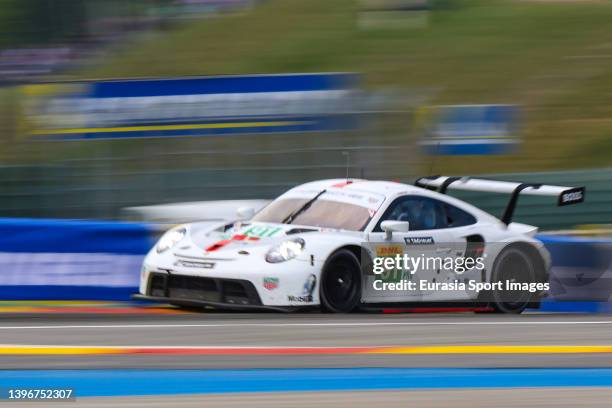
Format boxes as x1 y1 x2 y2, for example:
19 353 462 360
0 218 153 300
0 218 152 254
536 234 612 312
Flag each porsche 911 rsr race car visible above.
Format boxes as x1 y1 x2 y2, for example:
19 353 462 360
133 176 585 314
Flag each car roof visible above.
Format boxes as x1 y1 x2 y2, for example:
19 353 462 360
291 179 424 197
289 178 500 224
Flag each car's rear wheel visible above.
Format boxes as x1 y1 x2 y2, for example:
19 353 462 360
320 249 362 313
490 245 537 314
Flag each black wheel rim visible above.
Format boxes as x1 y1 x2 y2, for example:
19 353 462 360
324 260 358 310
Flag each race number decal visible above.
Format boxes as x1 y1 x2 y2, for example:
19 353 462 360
242 225 283 238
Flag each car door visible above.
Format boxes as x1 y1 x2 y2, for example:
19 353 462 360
363 195 455 303
424 201 483 301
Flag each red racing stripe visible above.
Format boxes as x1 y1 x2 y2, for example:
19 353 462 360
205 238 233 252
206 234 261 252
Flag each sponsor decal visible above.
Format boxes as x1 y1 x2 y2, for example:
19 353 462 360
404 236 435 245
176 260 215 269
285 188 385 213
375 244 406 283
303 274 317 297
287 295 313 303
375 244 404 257
558 187 585 206
263 277 279 291
288 274 317 302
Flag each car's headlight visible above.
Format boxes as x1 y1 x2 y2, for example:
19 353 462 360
156 227 186 253
265 238 305 263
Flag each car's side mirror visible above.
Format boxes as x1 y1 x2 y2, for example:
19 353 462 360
380 220 410 240
236 207 255 220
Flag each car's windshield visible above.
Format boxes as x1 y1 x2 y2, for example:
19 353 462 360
252 198 372 231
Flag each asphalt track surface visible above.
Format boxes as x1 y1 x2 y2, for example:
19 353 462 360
2 308 612 407
9 388 612 408
1 311 612 369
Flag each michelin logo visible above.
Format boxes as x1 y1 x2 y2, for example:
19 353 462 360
404 236 435 245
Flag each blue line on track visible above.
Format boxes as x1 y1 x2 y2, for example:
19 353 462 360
1 368 612 397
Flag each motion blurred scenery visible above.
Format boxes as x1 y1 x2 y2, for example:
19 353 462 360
1 0 611 230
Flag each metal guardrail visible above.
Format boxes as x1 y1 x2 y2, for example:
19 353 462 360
0 135 418 219
1 95 610 230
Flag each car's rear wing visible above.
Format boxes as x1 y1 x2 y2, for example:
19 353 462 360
415 176 585 225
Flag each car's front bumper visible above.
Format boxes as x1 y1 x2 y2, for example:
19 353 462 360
140 247 323 307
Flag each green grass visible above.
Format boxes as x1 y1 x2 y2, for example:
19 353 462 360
13 0 612 173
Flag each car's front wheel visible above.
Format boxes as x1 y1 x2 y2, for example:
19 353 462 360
320 249 362 313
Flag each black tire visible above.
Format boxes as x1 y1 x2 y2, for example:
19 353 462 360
320 249 362 313
489 245 537 314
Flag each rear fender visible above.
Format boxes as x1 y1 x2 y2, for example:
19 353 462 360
507 222 538 237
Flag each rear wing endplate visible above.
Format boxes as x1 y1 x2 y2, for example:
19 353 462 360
415 176 585 225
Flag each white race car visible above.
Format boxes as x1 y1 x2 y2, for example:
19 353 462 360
134 176 584 314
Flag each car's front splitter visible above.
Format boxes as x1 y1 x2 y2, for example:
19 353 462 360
131 293 316 312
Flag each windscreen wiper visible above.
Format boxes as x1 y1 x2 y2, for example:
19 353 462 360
283 189 327 224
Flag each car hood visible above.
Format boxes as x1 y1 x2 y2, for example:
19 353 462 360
176 221 321 258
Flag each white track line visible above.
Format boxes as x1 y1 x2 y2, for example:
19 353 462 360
0 321 611 330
